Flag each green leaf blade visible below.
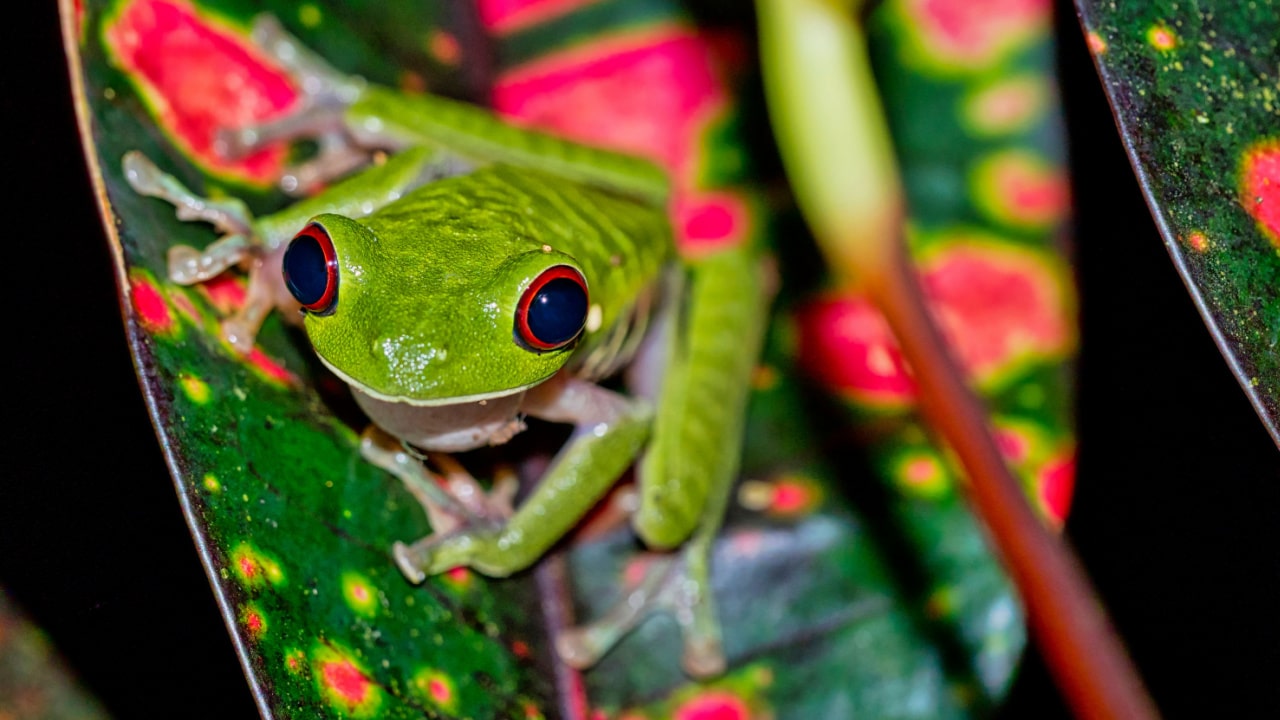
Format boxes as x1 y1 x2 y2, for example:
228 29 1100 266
1074 0 1280 445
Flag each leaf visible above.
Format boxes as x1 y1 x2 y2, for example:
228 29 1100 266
63 0 1075 717
1074 0 1280 445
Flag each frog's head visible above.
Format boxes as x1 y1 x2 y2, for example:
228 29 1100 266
282 213 590 405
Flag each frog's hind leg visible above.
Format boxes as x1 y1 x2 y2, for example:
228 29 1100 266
555 480 729 678
562 245 770 676
123 152 286 352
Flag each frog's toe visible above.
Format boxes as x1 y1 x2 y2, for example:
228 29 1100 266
554 551 726 677
167 245 205 284
682 634 726 678
393 531 483 583
276 141 371 196
392 541 428 584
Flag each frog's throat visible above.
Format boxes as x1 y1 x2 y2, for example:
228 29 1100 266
315 354 541 407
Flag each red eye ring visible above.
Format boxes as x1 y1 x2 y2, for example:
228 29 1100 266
282 223 339 314
515 265 589 352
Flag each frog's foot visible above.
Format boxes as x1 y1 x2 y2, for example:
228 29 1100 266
360 428 520 581
215 15 371 194
392 458 522 583
555 549 726 678
123 152 288 352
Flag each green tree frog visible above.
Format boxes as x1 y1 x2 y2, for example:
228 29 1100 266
124 16 768 677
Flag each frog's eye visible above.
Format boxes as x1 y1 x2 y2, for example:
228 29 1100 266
283 223 339 314
516 266 589 351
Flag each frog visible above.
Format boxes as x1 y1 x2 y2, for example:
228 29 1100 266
123 15 769 678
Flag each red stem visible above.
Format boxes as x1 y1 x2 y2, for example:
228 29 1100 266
869 241 1160 720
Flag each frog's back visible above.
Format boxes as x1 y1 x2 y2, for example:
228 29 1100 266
367 164 672 338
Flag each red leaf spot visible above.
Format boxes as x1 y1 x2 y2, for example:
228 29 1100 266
1241 139 1280 247
478 0 599 34
245 347 295 386
904 457 939 484
978 152 1069 227
965 77 1044 134
167 288 203 324
130 275 175 333
74 0 87 39
727 530 766 557
443 566 472 587
491 30 745 253
243 610 265 637
427 29 461 66
1039 453 1075 528
795 295 916 405
1146 25 1178 51
622 557 656 587
797 243 1072 403
350 584 369 603
770 480 815 514
675 191 751 254
238 556 257 579
906 0 1050 66
427 677 452 704
1185 231 1210 252
103 0 299 183
511 639 531 659
322 659 371 705
994 427 1030 463
1086 32 1107 54
674 690 750 720
921 245 1072 376
198 274 247 313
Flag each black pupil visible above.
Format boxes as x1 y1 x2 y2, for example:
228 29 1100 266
283 233 330 307
528 277 588 346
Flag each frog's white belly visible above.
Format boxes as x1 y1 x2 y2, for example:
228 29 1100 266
352 386 528 452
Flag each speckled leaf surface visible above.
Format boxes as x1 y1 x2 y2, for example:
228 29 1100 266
64 0 1075 717
1074 0 1280 445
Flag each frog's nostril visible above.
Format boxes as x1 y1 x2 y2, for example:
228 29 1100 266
284 223 339 314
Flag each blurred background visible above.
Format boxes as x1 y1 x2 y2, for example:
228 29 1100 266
4 0 1277 717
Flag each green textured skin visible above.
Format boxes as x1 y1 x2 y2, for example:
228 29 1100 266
1075 0 1280 443
303 165 671 402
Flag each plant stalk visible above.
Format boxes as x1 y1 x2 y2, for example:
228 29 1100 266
755 1 1161 717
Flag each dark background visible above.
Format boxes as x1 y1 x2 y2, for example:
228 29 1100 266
5 1 1277 717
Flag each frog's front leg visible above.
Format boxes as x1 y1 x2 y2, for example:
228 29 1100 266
359 426 518 538
393 373 652 580
123 152 294 352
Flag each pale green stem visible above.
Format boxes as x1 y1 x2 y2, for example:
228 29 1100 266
755 0 901 281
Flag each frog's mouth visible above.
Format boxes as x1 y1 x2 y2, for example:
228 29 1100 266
314 353 541 407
